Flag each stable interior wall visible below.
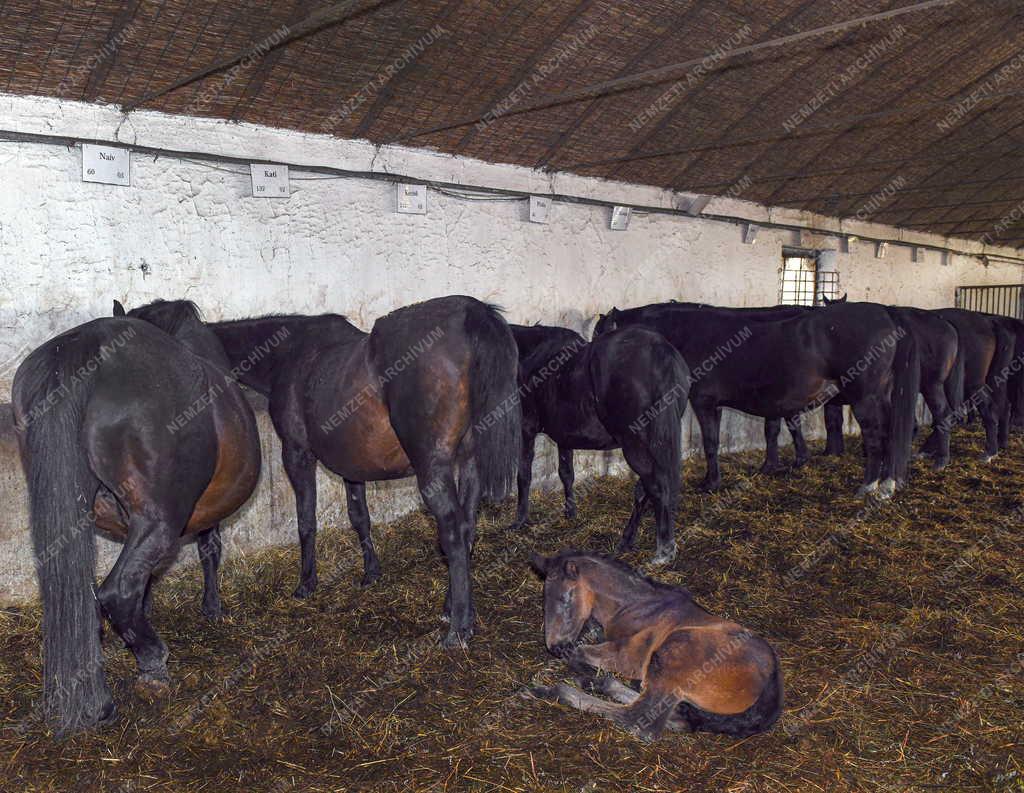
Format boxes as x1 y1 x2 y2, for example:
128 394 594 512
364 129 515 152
0 93 1020 601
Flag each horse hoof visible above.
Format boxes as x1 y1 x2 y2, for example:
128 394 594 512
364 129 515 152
649 545 678 567
292 580 317 599
758 463 785 476
981 453 997 463
931 458 949 471
793 457 809 469
877 479 896 500
856 481 879 497
564 504 578 520
134 674 170 702
96 698 118 727
697 481 722 494
360 569 381 588
523 685 557 702
506 520 527 533
440 627 473 649
201 603 228 621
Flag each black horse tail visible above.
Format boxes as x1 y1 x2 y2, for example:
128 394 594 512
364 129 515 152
463 302 522 502
887 316 920 487
945 330 966 420
649 349 689 511
677 647 784 737
15 353 112 735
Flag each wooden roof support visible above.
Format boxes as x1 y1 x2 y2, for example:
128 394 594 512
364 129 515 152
122 0 397 112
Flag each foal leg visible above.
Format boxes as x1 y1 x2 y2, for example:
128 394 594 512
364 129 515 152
343 480 381 587
530 683 680 742
282 443 319 598
97 513 181 699
557 446 578 519
196 524 225 619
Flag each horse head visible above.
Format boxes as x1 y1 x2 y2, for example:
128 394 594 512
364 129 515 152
530 551 594 656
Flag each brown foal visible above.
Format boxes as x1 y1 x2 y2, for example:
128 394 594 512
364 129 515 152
527 551 782 741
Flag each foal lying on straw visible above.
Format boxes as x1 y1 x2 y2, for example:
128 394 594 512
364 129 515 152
526 551 782 741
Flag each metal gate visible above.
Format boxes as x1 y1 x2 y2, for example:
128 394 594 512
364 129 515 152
954 284 1024 318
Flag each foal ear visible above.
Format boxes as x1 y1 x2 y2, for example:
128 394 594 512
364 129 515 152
112 299 126 317
563 560 580 580
529 553 549 578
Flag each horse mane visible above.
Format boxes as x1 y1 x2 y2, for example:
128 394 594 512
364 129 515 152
551 549 691 598
511 324 586 375
128 299 203 336
214 311 349 327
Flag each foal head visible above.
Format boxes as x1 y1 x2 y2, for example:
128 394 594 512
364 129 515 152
530 551 597 656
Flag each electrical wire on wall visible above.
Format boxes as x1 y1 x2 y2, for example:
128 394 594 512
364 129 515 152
1 127 1023 266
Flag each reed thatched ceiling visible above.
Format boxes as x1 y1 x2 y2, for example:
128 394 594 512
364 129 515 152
2 0 1023 244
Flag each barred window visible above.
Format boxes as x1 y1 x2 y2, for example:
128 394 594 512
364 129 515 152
779 249 839 306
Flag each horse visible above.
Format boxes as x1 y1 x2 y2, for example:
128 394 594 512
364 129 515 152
207 295 520 647
526 551 782 741
593 301 919 497
509 324 690 565
926 308 1015 461
12 299 261 734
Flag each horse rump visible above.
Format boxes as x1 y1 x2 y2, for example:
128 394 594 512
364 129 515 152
676 651 784 738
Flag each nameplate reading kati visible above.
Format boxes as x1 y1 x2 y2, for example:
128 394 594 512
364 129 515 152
82 144 130 186
250 164 290 198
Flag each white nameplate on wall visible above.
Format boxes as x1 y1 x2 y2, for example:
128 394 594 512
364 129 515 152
82 144 130 186
250 164 290 198
397 183 427 214
529 195 550 224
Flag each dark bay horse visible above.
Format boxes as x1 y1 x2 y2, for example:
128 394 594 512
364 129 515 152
509 324 690 565
527 551 782 741
13 300 261 734
209 296 520 647
594 301 920 497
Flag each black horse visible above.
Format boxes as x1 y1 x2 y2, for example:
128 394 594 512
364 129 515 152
208 296 520 647
594 301 919 497
811 305 961 472
509 324 690 565
926 308 1015 460
13 300 261 734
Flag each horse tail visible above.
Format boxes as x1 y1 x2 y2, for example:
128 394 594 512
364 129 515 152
647 345 689 511
989 320 1016 415
14 350 112 735
887 313 920 487
945 329 966 420
677 644 783 737
463 302 522 502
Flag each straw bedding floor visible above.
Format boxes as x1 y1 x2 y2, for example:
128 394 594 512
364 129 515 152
1 429 1022 792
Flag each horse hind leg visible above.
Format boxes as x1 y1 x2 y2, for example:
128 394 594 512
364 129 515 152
529 682 679 742
787 414 809 467
344 480 381 587
197 524 226 619
851 396 887 497
618 480 649 554
620 441 677 565
281 442 320 598
96 511 182 700
760 418 785 474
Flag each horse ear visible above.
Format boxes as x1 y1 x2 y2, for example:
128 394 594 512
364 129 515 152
564 560 579 580
840 292 848 302
112 299 126 317
529 553 549 578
